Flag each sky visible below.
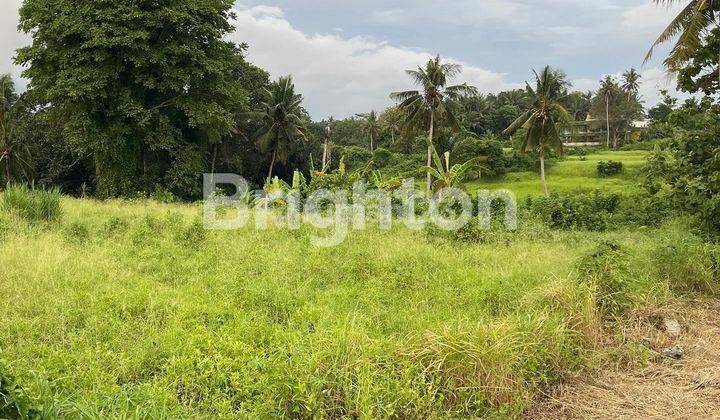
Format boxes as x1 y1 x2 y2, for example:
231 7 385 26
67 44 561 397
1 0 687 119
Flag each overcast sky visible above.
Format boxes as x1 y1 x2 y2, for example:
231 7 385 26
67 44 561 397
1 0 686 119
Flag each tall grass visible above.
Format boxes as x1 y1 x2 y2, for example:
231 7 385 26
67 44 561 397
0 196 717 417
1 184 62 222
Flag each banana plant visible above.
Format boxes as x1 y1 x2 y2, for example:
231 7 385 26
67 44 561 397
371 170 403 192
423 140 486 193
256 176 291 209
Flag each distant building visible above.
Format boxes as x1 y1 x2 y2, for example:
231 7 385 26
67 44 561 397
561 117 606 147
561 116 648 147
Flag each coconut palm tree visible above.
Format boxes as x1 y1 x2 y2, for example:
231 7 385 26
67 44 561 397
322 117 333 168
621 68 642 101
598 76 617 148
645 0 720 69
357 110 380 153
503 66 572 196
250 76 307 182
390 55 477 196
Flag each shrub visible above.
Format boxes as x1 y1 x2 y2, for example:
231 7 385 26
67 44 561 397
596 160 623 176
644 108 720 237
577 241 632 316
565 147 588 157
453 137 507 178
0 362 40 419
1 184 62 222
372 147 392 168
338 146 372 171
524 192 620 231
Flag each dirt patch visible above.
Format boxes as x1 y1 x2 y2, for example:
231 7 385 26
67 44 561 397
529 299 720 419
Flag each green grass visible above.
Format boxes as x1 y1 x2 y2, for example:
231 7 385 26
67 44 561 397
0 190 717 417
467 151 649 198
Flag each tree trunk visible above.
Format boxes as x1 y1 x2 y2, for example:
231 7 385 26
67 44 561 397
605 95 611 149
210 143 218 186
540 150 548 197
4 159 10 185
370 134 374 153
322 140 328 168
267 149 277 183
390 130 395 145
427 111 435 197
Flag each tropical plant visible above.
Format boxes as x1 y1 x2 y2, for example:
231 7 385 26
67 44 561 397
644 0 720 70
16 0 244 198
250 76 308 182
423 140 485 193
322 117 333 168
598 76 617 148
355 110 380 153
390 55 477 196
0 75 32 184
591 81 644 149
621 68 641 98
503 66 572 196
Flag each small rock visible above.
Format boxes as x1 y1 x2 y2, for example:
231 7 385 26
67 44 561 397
663 318 682 338
662 346 684 360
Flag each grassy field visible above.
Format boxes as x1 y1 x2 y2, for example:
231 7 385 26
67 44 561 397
0 151 717 418
467 151 649 198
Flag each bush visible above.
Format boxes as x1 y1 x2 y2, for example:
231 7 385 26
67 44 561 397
338 146 372 171
644 108 720 237
372 147 392 168
577 241 632 316
0 362 40 419
1 184 62 222
524 192 620 231
453 137 507 178
596 161 623 176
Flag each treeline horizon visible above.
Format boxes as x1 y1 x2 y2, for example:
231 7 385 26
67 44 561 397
0 0 716 202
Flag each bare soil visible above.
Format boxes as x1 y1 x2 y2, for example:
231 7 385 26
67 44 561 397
529 299 720 419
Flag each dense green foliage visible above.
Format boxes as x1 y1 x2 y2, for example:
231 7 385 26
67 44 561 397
16 0 245 199
597 161 624 176
644 103 720 237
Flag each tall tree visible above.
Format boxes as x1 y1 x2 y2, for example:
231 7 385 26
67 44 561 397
591 82 644 149
16 0 245 199
504 66 571 196
621 68 642 99
251 76 307 182
645 0 720 70
357 110 380 153
598 76 617 148
322 117 333 168
390 55 477 196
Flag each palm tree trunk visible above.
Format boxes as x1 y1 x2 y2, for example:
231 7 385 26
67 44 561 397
605 94 610 148
427 110 435 197
322 140 328 168
267 149 277 182
540 150 548 197
390 130 395 145
370 134 374 153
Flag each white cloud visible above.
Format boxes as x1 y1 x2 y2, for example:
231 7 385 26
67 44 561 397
230 5 517 119
621 2 685 36
0 0 29 89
